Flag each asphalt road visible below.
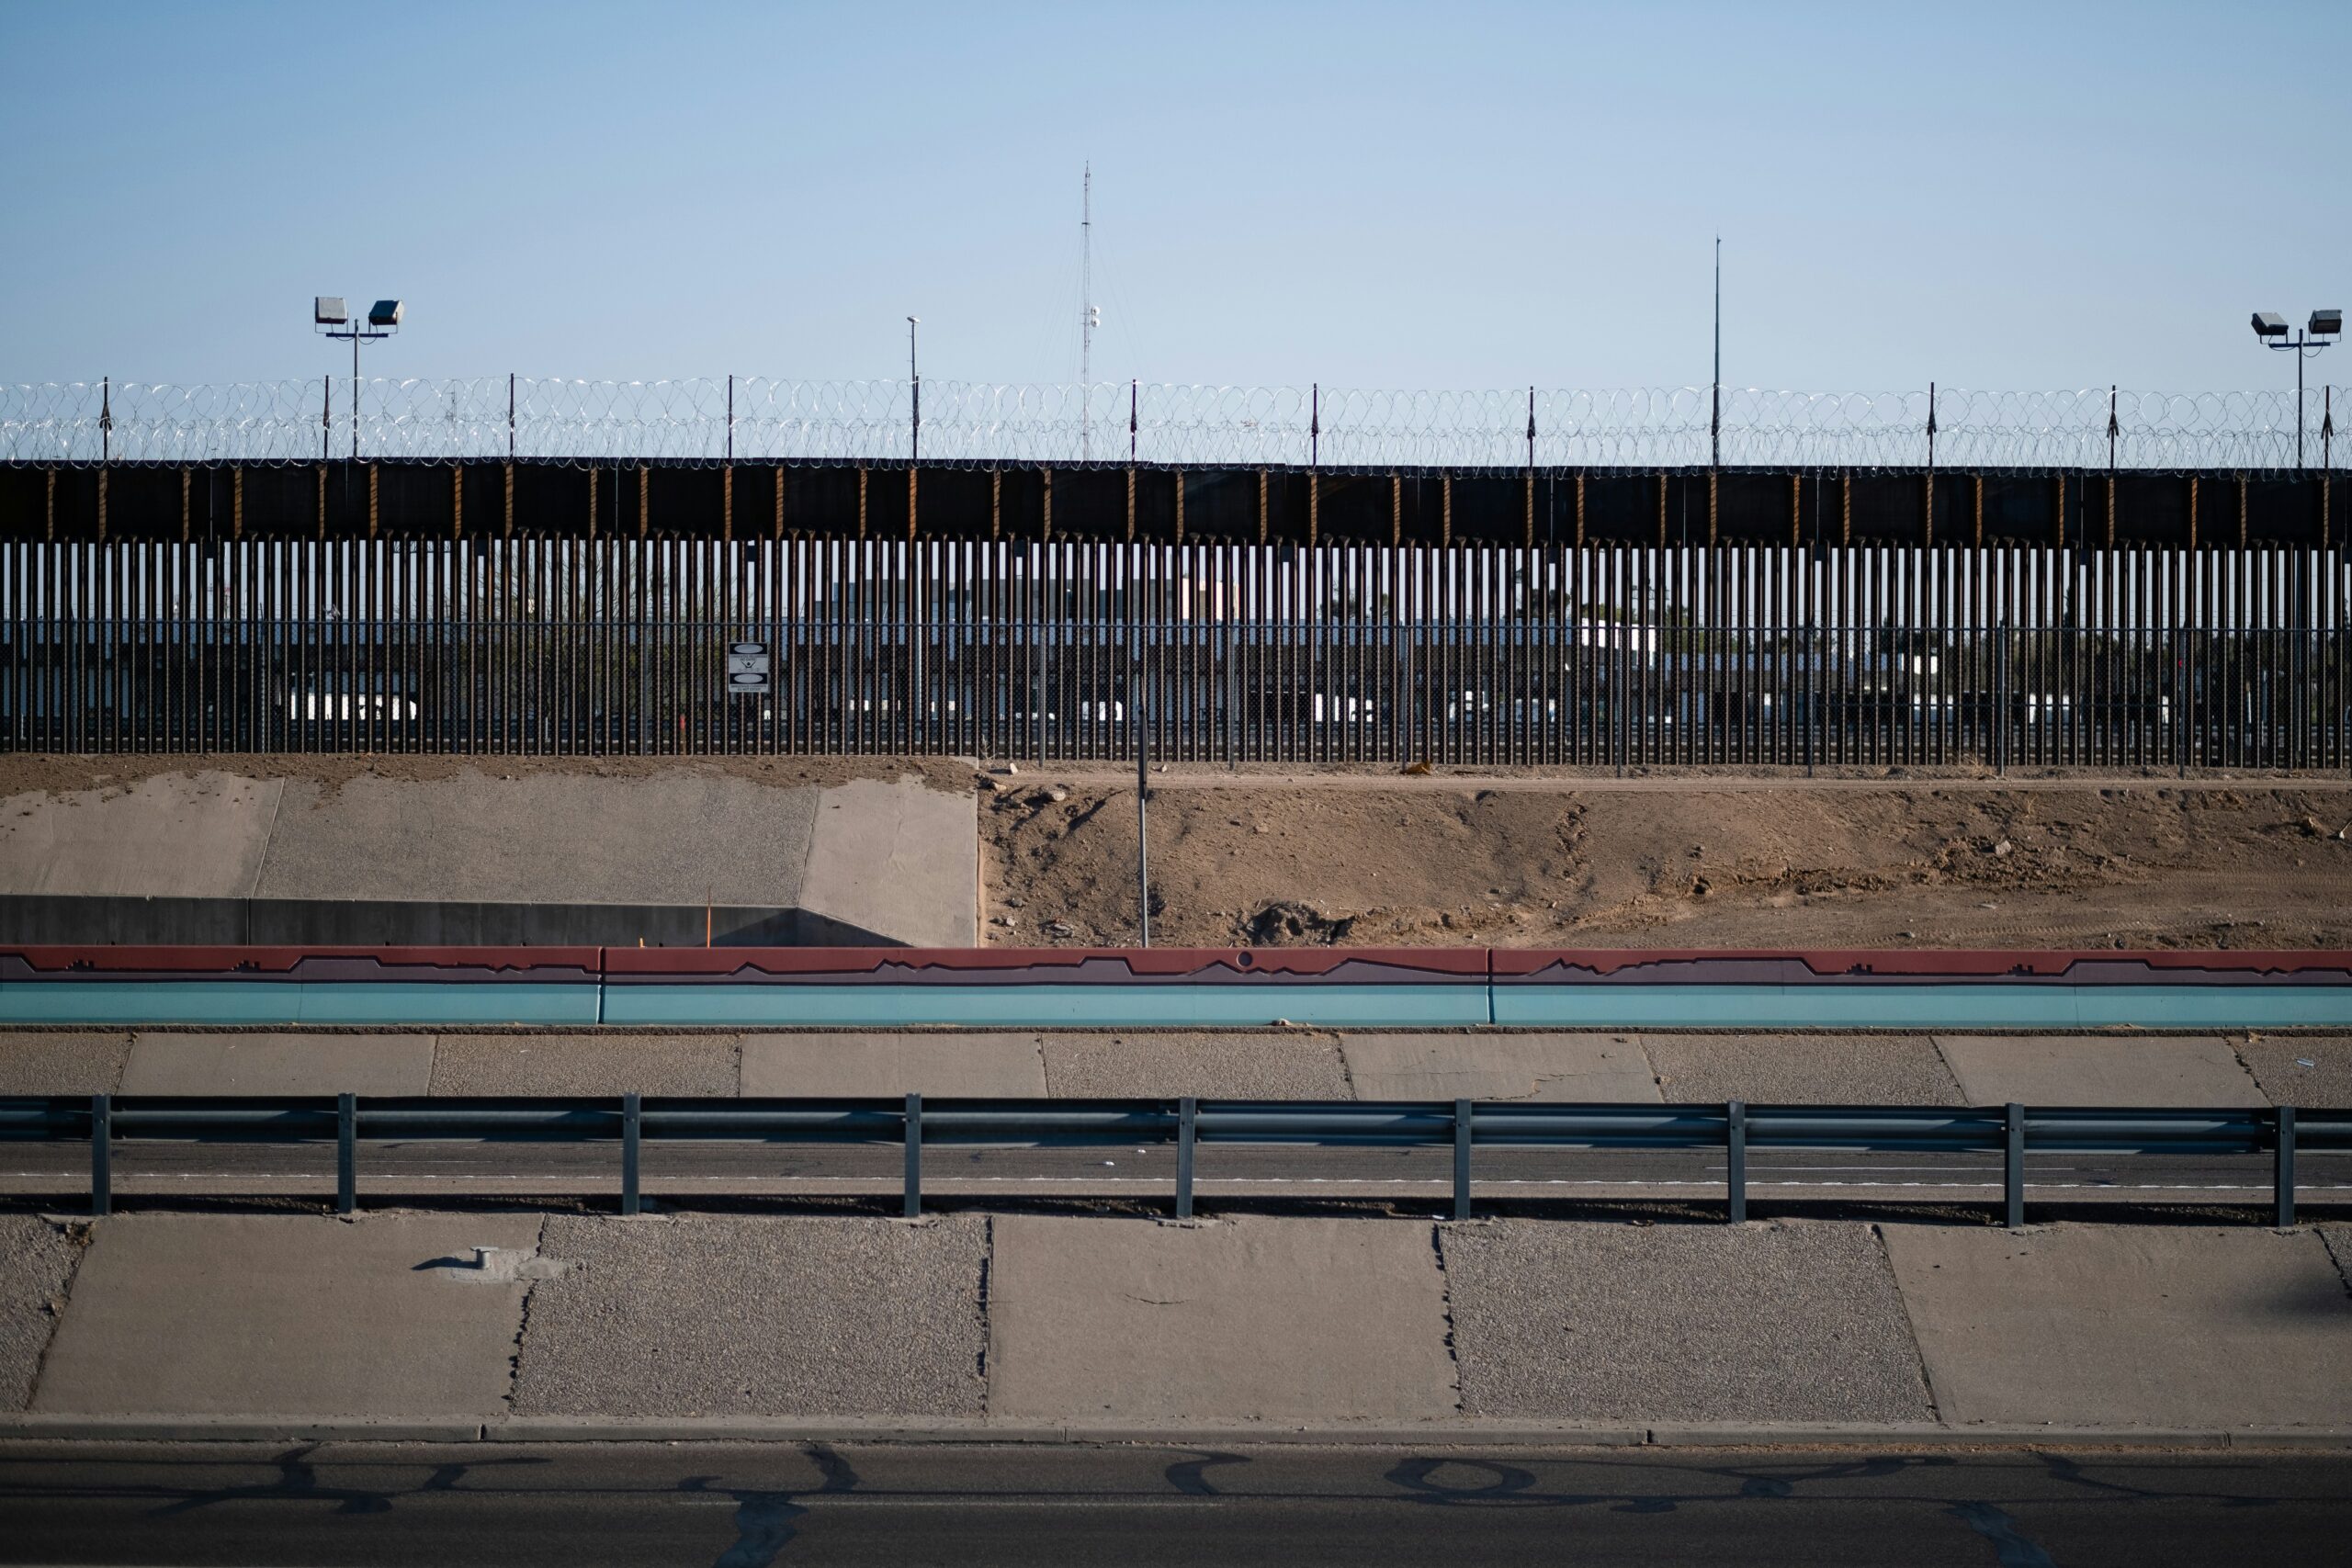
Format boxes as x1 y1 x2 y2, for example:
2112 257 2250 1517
1 1441 2346 1566
0 1138 2340 1213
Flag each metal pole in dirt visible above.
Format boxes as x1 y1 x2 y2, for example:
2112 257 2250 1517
1136 634 1150 947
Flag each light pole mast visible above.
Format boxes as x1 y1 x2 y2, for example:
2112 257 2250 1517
1080 163 1097 460
1711 235 1722 468
2253 310 2342 468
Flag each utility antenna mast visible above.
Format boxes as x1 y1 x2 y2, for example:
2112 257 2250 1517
1080 162 1098 459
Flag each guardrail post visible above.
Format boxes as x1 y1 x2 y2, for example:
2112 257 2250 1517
336 1093 356 1215
903 1092 922 1219
621 1093 642 1216
2003 1102 2025 1229
2274 1105 2296 1228
1725 1101 1747 1223
90 1094 110 1217
1453 1099 1473 1221
1175 1097 1196 1220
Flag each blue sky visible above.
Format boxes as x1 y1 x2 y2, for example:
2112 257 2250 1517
1 2 2345 393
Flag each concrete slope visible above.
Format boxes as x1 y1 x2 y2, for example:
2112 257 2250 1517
0 767 976 947
0 773 281 897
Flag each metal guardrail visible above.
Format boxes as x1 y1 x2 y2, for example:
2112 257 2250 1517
2 1094 2338 1227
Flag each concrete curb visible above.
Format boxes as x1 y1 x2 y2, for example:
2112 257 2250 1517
3 1415 2348 1450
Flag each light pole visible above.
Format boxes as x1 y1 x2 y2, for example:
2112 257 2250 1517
907 316 921 463
314 298 404 459
2251 310 2340 468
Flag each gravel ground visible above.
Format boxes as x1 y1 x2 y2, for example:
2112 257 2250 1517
513 1215 988 1416
1440 1219 1934 1423
0 1218 81 1410
2233 1036 2352 1109
1039 1031 1354 1099
1642 1033 1962 1104
0 1034 130 1096
429 1033 741 1096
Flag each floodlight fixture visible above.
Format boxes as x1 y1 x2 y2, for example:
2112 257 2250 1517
2250 306 2336 468
312 291 409 459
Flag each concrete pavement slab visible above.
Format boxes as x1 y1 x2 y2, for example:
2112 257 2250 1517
1340 1033 1660 1102
251 770 820 907
798 776 978 947
1039 1031 1352 1099
1933 1035 2267 1106
2324 1227 2352 1295
740 1032 1045 1097
0 1032 130 1095
1643 1033 1962 1104
513 1215 987 1416
1440 1220 1934 1424
30 1213 541 1416
120 1033 435 1096
429 1032 740 1097
0 773 281 897
0 1218 80 1410
1881 1224 2352 1428
2233 1036 2352 1108
987 1215 1455 1422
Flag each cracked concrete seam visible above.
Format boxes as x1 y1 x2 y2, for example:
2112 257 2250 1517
496 1216 554 1416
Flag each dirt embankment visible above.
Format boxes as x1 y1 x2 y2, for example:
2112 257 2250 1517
981 777 2352 950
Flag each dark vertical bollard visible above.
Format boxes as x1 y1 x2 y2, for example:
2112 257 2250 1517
1175 1097 1196 1220
1725 1100 1747 1224
903 1092 922 1219
621 1093 642 1216
336 1093 356 1215
2274 1105 2296 1229
90 1093 111 1218
2003 1102 2025 1230
1453 1099 1473 1221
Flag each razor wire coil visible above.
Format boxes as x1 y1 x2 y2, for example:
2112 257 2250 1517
3 378 2341 473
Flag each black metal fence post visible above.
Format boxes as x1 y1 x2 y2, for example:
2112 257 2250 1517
336 1093 356 1215
903 1091 922 1219
1725 1100 1747 1223
90 1093 110 1217
2004 1102 2026 1229
621 1092 642 1216
1175 1097 1196 1220
1453 1099 1473 1221
2275 1105 2297 1228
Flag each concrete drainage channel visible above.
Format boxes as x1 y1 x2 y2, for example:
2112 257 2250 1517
8 945 2352 1031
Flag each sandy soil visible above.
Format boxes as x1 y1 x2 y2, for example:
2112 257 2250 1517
7 753 2349 952
979 771 2352 950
